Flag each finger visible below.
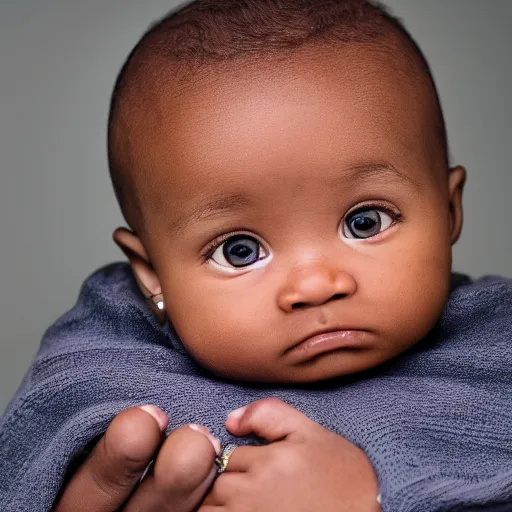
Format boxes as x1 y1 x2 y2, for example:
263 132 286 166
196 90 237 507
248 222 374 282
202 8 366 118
202 472 248 507
123 424 219 512
53 405 167 512
225 398 314 441
216 444 260 473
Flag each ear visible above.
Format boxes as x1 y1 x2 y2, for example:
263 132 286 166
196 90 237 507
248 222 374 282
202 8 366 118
113 227 166 322
447 166 466 245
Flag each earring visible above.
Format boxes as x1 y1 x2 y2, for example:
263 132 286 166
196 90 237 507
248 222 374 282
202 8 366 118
147 293 165 311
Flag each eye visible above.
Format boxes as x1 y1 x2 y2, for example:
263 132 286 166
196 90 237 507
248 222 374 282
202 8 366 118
209 234 269 269
342 207 395 239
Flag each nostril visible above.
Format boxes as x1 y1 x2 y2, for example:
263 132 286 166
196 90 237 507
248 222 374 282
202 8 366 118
290 294 348 310
292 293 348 309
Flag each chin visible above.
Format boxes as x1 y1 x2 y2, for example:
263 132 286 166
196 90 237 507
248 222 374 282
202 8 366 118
245 349 392 385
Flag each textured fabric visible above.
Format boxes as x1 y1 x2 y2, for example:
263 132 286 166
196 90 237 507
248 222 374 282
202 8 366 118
1 263 511 512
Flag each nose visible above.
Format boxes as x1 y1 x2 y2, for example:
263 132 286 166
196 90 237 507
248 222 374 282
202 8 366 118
277 262 357 313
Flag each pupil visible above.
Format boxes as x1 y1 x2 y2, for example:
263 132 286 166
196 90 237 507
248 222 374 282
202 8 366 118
349 210 381 238
223 236 259 267
230 245 251 258
353 216 375 230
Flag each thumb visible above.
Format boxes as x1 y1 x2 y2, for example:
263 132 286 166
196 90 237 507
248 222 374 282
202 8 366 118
226 398 313 441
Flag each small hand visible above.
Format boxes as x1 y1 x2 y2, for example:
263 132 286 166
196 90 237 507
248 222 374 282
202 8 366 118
201 398 381 512
53 405 220 512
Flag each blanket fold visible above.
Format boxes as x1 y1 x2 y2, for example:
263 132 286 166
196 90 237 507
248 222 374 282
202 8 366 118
1 263 511 512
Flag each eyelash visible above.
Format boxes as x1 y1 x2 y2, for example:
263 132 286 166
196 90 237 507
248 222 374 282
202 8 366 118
201 201 403 261
345 202 403 229
201 230 258 261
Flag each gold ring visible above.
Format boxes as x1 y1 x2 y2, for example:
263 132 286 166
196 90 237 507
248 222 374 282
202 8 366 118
215 443 237 474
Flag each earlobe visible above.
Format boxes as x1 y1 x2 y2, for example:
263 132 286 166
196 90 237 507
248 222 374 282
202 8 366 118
113 227 165 319
447 166 466 245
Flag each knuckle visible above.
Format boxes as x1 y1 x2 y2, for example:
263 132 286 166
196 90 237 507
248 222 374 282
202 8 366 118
265 397 285 406
269 447 291 469
89 455 136 495
256 397 284 412
92 441 144 491
246 398 280 422
260 446 303 477
239 397 287 432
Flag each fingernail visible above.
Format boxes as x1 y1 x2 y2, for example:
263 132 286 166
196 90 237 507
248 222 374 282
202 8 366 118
139 405 168 432
227 406 247 421
189 424 221 455
189 424 211 435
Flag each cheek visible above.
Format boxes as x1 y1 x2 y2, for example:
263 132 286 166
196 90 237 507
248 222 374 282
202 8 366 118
364 223 452 345
163 275 274 374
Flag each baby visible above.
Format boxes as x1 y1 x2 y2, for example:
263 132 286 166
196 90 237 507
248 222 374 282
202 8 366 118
2 1 511 512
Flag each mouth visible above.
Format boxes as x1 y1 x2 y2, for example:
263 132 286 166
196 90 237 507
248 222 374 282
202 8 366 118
284 328 372 364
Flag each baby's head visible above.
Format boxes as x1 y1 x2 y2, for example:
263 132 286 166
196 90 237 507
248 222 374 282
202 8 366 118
108 0 465 383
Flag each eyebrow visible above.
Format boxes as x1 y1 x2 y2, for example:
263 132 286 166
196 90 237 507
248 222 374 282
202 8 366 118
169 193 252 234
339 162 420 189
169 162 419 234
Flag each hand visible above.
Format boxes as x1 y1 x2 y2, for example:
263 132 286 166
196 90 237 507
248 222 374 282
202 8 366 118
52 405 220 512
200 398 381 512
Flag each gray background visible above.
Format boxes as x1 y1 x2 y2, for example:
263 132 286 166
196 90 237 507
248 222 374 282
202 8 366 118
1 1 511 414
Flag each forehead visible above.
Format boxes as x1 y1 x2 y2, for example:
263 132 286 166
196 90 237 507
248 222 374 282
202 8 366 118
128 43 442 225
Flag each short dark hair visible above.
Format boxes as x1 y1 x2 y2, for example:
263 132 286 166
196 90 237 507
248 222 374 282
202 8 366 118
108 0 448 229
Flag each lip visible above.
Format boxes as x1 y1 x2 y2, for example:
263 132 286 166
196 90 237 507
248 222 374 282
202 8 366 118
285 329 371 364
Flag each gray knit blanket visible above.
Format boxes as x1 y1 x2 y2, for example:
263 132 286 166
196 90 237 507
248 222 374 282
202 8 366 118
1 263 511 512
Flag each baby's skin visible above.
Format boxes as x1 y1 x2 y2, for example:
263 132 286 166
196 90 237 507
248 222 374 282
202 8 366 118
53 399 380 512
